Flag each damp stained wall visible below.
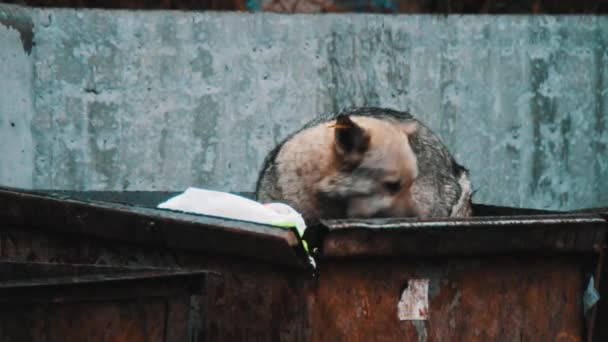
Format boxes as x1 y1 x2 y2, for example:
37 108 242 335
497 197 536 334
0 4 607 210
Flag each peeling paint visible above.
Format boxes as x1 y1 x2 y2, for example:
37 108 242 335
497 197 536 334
398 279 429 320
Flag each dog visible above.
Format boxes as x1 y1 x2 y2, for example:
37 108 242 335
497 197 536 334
255 107 472 222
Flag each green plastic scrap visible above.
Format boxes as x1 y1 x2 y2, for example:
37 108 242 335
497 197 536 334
270 221 298 229
270 221 310 254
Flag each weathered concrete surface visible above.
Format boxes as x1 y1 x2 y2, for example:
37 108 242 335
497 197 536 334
0 3 607 211
0 5 35 189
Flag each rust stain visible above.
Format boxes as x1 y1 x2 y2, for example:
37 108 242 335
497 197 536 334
556 331 580 342
310 256 585 341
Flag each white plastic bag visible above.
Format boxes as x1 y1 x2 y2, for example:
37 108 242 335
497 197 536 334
157 187 306 237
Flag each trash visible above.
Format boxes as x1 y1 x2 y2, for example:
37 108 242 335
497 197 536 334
158 187 306 234
157 187 312 261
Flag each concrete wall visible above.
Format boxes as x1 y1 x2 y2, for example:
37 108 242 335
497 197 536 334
0 3 607 210
0 5 35 189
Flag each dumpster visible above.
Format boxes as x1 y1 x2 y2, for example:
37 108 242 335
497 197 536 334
0 261 216 341
311 214 606 341
0 186 605 341
0 186 312 341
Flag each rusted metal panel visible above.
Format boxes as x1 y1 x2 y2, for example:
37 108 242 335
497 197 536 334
320 215 606 258
0 188 311 341
310 256 587 341
0 225 311 341
0 263 213 299
0 299 169 342
0 261 215 342
0 187 308 268
315 212 605 341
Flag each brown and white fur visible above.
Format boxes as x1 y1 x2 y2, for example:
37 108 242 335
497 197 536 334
256 107 472 222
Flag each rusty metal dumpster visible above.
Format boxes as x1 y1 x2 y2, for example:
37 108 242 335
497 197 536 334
311 214 606 341
0 186 605 341
0 187 311 341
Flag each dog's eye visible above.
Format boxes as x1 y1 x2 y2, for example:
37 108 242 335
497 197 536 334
383 181 402 193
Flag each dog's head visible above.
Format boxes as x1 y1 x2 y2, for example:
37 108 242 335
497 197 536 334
316 115 420 218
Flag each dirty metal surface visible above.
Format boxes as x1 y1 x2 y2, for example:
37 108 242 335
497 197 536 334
0 224 311 341
0 261 214 295
471 203 561 216
0 297 177 341
0 260 193 281
310 255 587 342
0 187 308 268
0 261 214 342
320 214 606 257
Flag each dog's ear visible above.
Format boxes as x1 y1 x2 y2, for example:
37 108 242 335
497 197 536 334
332 115 369 160
400 121 418 139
